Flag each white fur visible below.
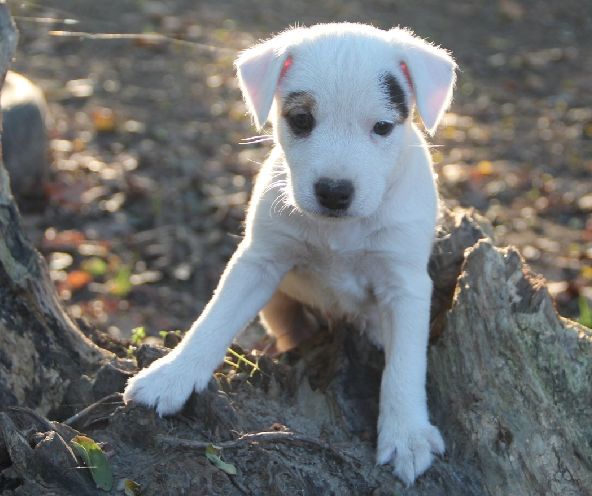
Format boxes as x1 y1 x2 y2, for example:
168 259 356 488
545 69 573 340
124 23 455 486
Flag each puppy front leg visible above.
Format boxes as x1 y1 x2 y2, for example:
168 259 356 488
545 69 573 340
123 243 286 415
376 270 444 485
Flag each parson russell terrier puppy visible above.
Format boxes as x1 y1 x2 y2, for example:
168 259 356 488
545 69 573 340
124 23 456 485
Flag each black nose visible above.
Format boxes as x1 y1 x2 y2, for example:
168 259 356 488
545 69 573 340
314 178 354 211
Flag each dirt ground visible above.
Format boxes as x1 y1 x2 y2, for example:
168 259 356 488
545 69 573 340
6 0 592 340
2 1 592 495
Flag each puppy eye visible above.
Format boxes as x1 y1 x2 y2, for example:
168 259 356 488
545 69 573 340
287 111 315 135
373 121 394 136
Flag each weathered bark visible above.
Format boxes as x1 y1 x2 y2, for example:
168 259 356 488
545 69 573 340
0 2 109 417
429 239 592 495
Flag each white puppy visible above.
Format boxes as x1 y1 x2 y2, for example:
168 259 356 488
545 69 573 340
124 23 456 485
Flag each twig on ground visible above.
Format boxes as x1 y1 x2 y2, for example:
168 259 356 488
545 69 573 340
64 393 124 428
48 30 236 53
157 430 356 464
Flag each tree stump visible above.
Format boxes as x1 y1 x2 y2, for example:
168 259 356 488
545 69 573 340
429 238 592 495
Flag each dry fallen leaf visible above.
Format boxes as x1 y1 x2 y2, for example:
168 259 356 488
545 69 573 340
92 107 117 132
65 270 92 290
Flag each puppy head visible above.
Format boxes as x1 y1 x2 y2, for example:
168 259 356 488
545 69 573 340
236 24 456 219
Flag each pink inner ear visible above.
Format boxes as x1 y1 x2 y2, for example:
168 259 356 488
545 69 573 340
280 56 293 79
400 61 413 91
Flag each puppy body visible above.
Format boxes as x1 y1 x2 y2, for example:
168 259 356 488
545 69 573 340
257 130 436 340
124 23 455 485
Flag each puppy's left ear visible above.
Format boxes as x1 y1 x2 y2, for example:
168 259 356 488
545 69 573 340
392 29 457 135
235 39 290 130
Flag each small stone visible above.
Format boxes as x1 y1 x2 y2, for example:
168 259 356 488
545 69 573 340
577 194 592 212
135 344 168 369
1 71 48 208
92 360 135 400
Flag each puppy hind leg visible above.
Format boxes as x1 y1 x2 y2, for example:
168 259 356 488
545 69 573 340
260 291 319 352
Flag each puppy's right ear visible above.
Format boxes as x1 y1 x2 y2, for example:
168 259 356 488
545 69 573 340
235 39 290 130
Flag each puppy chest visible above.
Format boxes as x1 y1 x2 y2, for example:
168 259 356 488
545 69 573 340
279 251 379 316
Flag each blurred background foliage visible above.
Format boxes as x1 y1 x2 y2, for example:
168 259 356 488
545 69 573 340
4 0 592 341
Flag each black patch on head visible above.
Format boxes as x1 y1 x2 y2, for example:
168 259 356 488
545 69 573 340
283 91 316 112
282 91 316 137
380 73 409 121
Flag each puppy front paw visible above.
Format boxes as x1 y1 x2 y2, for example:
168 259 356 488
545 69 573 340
123 355 209 416
376 422 445 486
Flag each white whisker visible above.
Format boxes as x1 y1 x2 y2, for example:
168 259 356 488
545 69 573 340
262 180 287 196
246 159 265 166
239 135 274 145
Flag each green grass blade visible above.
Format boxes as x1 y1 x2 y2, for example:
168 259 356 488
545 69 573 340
70 435 113 491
